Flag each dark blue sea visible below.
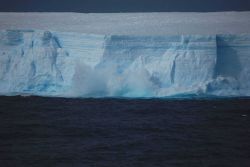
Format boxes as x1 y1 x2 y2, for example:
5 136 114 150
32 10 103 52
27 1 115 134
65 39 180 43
0 96 250 167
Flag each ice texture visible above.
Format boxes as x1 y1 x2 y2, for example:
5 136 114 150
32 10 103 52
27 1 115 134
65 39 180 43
0 30 250 98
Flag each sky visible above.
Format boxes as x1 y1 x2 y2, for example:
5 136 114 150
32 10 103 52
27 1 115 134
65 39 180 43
0 0 250 12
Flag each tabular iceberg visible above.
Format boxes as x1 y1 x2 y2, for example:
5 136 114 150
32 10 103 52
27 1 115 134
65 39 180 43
0 29 250 98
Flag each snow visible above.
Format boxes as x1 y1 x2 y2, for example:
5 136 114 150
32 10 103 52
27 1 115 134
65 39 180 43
0 12 250 35
0 12 250 98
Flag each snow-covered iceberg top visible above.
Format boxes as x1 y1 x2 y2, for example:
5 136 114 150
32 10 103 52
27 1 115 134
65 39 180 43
1 12 250 35
1 29 250 98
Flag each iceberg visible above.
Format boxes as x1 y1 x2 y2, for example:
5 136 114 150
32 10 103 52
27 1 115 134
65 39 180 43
0 12 250 98
1 29 250 98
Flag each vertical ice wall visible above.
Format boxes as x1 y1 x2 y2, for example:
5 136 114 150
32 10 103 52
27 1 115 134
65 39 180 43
0 30 249 97
206 34 250 96
99 35 217 96
0 30 106 96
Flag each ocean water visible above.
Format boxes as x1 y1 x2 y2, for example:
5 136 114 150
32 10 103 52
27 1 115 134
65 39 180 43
0 96 250 167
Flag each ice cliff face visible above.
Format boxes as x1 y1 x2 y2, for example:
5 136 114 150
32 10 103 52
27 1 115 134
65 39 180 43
0 30 249 98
